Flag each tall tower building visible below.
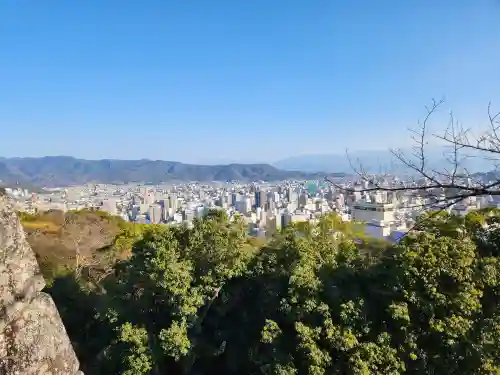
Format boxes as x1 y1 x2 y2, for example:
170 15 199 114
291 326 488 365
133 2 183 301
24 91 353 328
169 194 178 211
298 192 308 208
287 187 298 204
281 212 292 228
149 204 162 224
255 190 266 209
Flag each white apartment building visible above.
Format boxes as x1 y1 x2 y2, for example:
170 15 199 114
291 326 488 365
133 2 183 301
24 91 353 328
351 200 395 223
101 198 118 215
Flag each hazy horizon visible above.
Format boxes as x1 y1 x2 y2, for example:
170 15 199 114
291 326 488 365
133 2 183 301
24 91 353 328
0 148 394 165
1 145 497 175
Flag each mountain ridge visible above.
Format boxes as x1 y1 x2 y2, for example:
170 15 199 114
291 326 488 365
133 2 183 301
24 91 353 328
273 148 496 173
0 156 346 187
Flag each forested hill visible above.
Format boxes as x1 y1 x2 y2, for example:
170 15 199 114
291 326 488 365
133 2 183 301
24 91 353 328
17 207 500 374
0 156 345 187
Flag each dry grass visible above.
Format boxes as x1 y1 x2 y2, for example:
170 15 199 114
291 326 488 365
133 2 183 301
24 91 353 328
22 220 60 233
17 210 124 281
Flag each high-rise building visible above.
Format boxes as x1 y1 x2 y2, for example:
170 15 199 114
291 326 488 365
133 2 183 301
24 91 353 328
144 190 155 205
273 191 280 203
287 187 298 203
133 195 143 205
281 212 292 228
182 209 194 223
169 194 178 211
266 200 275 211
267 215 278 236
195 206 205 218
259 208 267 227
231 192 238 206
236 198 251 213
162 205 170 221
255 190 266 209
298 192 308 208
149 204 162 224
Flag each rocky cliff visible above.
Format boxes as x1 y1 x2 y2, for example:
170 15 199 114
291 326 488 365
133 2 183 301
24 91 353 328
0 195 83 375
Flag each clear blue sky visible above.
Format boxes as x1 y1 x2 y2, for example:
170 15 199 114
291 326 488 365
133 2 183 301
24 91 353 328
1 1 499 163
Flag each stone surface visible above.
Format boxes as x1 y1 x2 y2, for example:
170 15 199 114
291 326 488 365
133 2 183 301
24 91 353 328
0 196 83 375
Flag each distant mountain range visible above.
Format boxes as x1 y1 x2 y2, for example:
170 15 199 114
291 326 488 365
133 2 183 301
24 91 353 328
0 156 347 187
273 151 395 173
273 149 497 174
3 148 494 188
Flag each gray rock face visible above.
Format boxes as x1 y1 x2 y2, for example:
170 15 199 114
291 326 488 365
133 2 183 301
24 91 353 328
0 196 83 374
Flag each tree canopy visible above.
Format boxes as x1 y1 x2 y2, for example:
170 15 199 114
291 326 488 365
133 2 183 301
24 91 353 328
28 209 500 374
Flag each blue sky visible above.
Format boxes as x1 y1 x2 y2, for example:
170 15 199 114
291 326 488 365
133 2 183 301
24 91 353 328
1 1 499 164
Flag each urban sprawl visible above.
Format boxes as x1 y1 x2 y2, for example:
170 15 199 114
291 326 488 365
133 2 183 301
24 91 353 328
3 176 494 242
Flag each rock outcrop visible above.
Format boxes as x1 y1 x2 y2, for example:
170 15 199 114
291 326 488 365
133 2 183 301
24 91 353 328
0 196 83 374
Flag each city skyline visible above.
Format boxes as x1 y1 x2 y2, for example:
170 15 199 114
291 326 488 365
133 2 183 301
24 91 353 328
1 1 499 162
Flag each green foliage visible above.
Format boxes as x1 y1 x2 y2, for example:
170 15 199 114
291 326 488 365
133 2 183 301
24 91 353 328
17 210 39 222
74 209 256 374
44 210 500 374
117 323 154 375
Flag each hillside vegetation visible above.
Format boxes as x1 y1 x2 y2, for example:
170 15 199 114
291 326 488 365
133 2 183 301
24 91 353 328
19 209 148 283
0 156 345 186
18 209 500 374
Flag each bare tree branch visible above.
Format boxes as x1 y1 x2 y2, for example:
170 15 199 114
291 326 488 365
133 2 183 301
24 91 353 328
325 99 500 237
61 213 111 279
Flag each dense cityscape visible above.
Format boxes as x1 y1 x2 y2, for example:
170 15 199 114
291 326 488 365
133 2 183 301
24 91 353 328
5 174 499 242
